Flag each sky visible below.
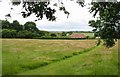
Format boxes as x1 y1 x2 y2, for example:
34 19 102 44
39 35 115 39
0 0 96 31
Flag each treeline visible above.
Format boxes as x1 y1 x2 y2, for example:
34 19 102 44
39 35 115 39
0 20 95 39
0 20 73 38
70 31 93 33
0 20 50 38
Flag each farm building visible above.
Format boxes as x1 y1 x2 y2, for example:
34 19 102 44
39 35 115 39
70 33 86 38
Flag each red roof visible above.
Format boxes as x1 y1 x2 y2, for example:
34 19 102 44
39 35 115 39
70 34 86 38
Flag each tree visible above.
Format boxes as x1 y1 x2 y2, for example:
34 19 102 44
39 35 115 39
1 20 23 31
37 30 49 37
89 2 120 47
11 20 22 31
62 32 67 36
9 0 84 21
86 36 89 39
2 29 17 38
51 33 57 37
1 20 51 38
2 20 11 29
24 21 39 32
17 30 38 38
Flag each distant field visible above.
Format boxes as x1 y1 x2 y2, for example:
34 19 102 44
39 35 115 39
81 33 94 37
73 32 94 38
2 39 96 75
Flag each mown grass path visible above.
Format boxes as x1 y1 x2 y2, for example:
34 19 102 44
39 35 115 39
18 44 98 75
19 43 118 75
2 39 97 75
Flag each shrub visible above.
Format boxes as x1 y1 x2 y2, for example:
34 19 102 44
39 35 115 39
72 52 79 55
2 29 17 38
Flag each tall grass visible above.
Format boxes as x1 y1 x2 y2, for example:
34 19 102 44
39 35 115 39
20 41 118 75
2 39 97 75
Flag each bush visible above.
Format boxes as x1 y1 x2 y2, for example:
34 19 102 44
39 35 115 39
72 52 79 55
50 33 57 37
2 29 17 38
21 62 49 70
17 30 39 38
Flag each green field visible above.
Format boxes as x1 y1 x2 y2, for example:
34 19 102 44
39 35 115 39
81 33 94 37
2 39 118 75
0 39 2 76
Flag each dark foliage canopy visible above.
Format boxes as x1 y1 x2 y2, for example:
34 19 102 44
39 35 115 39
89 2 120 47
1 20 49 38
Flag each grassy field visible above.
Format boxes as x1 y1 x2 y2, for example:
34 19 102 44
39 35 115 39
2 39 97 75
0 39 2 76
2 39 118 75
20 44 118 75
80 32 94 37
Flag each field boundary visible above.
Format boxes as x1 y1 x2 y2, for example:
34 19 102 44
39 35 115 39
1 38 95 40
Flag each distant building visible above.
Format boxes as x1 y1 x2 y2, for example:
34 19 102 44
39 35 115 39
66 33 69 36
70 33 86 38
95 37 100 39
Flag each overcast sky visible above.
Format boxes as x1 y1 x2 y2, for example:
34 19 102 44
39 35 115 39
0 0 97 31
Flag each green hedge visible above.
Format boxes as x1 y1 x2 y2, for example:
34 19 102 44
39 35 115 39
33 37 95 40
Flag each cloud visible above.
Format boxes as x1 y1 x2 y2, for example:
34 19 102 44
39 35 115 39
37 22 93 31
0 0 94 31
